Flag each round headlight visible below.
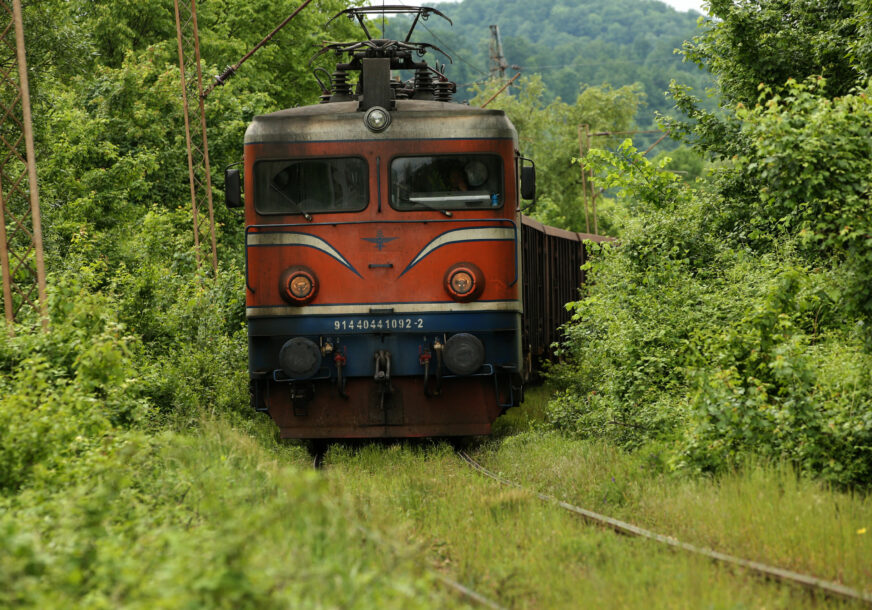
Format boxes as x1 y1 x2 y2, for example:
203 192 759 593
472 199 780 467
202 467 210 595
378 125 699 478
444 333 485 376
280 267 318 304
290 274 312 299
279 337 322 379
450 270 474 295
444 263 484 302
364 106 391 132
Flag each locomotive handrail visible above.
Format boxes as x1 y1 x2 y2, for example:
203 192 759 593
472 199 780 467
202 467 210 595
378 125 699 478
244 217 520 293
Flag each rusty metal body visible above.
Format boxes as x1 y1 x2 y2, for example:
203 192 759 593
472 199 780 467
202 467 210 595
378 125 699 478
0 0 47 331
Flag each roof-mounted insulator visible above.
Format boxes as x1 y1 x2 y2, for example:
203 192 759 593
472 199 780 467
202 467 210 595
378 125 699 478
413 67 435 100
434 80 454 102
391 78 410 100
329 70 354 102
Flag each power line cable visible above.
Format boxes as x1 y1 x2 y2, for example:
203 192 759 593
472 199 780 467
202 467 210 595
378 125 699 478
416 20 489 76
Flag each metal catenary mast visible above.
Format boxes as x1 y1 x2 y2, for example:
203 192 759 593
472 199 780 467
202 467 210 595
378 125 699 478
173 0 218 274
0 0 47 331
488 25 507 79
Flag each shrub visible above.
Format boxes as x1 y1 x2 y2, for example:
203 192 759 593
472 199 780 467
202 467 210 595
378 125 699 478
677 269 872 485
0 279 146 493
550 141 872 487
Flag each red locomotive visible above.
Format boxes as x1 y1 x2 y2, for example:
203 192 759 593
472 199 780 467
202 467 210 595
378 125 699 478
225 6 602 438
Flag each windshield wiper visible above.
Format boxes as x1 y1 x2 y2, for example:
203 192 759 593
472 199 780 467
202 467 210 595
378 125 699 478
407 197 452 217
270 183 313 221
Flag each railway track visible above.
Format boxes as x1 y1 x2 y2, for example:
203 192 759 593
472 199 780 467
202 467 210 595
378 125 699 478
457 450 872 607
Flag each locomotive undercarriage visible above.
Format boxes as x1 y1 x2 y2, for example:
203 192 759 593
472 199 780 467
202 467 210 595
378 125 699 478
249 326 523 438
251 375 517 438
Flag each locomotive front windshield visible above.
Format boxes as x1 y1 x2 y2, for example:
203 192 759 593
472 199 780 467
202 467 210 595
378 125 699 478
390 155 503 211
254 157 368 215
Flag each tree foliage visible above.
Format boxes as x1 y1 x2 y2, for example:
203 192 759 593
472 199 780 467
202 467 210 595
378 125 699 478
683 0 863 105
415 0 714 140
470 75 642 232
551 0 872 486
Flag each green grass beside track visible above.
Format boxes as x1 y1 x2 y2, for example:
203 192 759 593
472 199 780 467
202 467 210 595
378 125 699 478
322 385 872 609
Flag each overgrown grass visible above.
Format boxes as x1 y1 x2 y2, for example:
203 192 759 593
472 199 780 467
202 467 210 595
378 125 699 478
0 416 462 608
323 390 871 608
481 430 872 595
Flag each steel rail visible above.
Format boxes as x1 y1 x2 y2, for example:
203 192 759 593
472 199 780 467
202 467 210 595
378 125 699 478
457 450 872 607
354 524 504 609
431 573 506 610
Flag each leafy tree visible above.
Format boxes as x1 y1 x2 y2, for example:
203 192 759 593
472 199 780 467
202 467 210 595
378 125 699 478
470 75 641 233
683 0 863 105
25 0 360 275
414 0 714 144
651 145 705 182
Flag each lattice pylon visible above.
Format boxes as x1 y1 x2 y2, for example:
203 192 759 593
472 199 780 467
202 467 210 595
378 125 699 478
0 0 47 332
174 0 218 274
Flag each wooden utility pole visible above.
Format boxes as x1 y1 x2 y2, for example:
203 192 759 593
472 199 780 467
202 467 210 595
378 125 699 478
174 0 218 274
578 123 599 235
0 0 48 332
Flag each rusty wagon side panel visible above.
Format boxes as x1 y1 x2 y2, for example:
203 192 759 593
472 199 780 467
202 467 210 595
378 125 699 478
521 215 611 364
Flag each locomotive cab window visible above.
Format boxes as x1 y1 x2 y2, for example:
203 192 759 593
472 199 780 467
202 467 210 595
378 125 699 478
254 157 368 216
390 155 503 211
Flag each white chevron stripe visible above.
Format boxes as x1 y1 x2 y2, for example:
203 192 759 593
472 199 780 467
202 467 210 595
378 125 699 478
405 227 515 271
247 232 353 269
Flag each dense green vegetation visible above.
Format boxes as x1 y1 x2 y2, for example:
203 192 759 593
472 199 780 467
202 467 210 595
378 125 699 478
549 0 872 487
468 75 643 233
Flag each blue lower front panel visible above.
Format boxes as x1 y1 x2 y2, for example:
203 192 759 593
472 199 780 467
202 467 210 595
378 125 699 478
248 311 522 379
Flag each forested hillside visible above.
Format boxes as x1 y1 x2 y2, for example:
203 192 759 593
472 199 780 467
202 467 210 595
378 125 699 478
422 0 714 131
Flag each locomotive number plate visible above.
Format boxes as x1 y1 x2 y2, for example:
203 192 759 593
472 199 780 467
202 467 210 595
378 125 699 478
333 317 424 331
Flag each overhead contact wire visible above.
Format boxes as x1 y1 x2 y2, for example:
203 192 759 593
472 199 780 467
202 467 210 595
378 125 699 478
457 451 872 607
388 0 489 76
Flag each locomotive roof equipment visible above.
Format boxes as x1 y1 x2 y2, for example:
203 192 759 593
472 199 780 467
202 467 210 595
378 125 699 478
312 5 457 108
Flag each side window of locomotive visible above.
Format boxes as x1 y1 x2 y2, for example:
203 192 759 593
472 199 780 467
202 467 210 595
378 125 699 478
254 157 368 215
390 155 503 211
